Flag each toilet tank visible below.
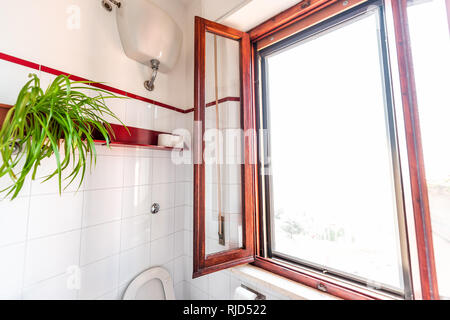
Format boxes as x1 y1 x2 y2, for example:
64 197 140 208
116 0 183 73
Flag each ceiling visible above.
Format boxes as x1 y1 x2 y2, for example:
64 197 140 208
173 0 302 31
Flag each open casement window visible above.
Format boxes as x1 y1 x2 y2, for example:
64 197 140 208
193 17 256 278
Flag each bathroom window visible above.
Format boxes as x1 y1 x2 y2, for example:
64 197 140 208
193 0 443 300
256 1 412 298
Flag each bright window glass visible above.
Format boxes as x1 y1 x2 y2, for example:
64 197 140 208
408 0 450 299
265 10 404 291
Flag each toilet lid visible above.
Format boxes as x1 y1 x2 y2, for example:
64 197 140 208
122 267 175 300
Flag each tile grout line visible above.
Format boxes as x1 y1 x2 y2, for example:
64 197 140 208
18 184 33 298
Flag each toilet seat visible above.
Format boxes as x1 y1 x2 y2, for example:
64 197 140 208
122 267 175 300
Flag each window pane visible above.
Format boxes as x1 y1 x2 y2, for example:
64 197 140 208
204 32 243 256
408 0 450 299
266 11 404 290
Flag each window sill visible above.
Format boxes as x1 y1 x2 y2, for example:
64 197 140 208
230 264 340 300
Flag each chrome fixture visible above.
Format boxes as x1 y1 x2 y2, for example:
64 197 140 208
102 0 121 12
144 59 160 92
151 203 160 214
240 285 266 300
11 142 21 155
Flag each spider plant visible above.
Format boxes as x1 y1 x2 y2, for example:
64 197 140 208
0 73 127 200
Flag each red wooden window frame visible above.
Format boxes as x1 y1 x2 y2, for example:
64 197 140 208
193 17 258 278
193 0 440 300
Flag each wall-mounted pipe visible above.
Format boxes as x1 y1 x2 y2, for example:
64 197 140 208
102 0 121 11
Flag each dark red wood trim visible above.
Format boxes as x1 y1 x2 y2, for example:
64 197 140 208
193 256 254 278
386 0 439 300
252 257 399 300
0 52 187 114
184 96 241 113
193 16 256 279
446 0 450 34
255 0 368 50
205 96 240 108
248 0 337 41
193 16 206 276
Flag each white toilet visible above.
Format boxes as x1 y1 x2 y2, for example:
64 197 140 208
122 267 175 300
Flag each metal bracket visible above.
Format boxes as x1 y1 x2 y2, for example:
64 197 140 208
218 215 225 245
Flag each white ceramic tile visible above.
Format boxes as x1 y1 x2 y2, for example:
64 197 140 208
84 156 124 190
0 59 37 105
0 197 29 247
184 231 193 257
185 206 193 231
208 271 230 300
119 243 151 286
0 243 26 299
152 158 175 184
80 221 121 266
79 255 119 300
174 281 186 300
151 183 175 210
150 234 173 266
28 192 83 239
97 288 120 300
174 206 185 233
173 256 184 285
125 147 153 158
173 230 184 258
122 185 152 218
150 208 174 241
22 273 78 300
190 284 209 300
153 106 175 132
30 152 85 195
24 230 80 286
123 157 153 187
101 94 127 125
82 188 122 227
120 215 151 251
175 182 189 207
125 100 154 130
183 255 193 283
0 159 32 198
94 144 128 157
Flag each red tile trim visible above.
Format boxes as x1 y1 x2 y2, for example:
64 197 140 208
0 52 40 70
0 51 241 115
40 65 91 82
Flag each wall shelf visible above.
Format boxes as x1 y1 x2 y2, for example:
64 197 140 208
93 124 183 151
0 104 182 151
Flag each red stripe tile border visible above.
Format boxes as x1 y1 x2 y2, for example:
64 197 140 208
0 51 240 115
40 65 91 83
0 52 40 70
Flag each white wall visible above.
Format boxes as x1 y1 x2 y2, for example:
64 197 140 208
0 0 189 110
0 0 193 300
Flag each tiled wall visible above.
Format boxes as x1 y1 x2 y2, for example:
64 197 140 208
0 57 195 299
